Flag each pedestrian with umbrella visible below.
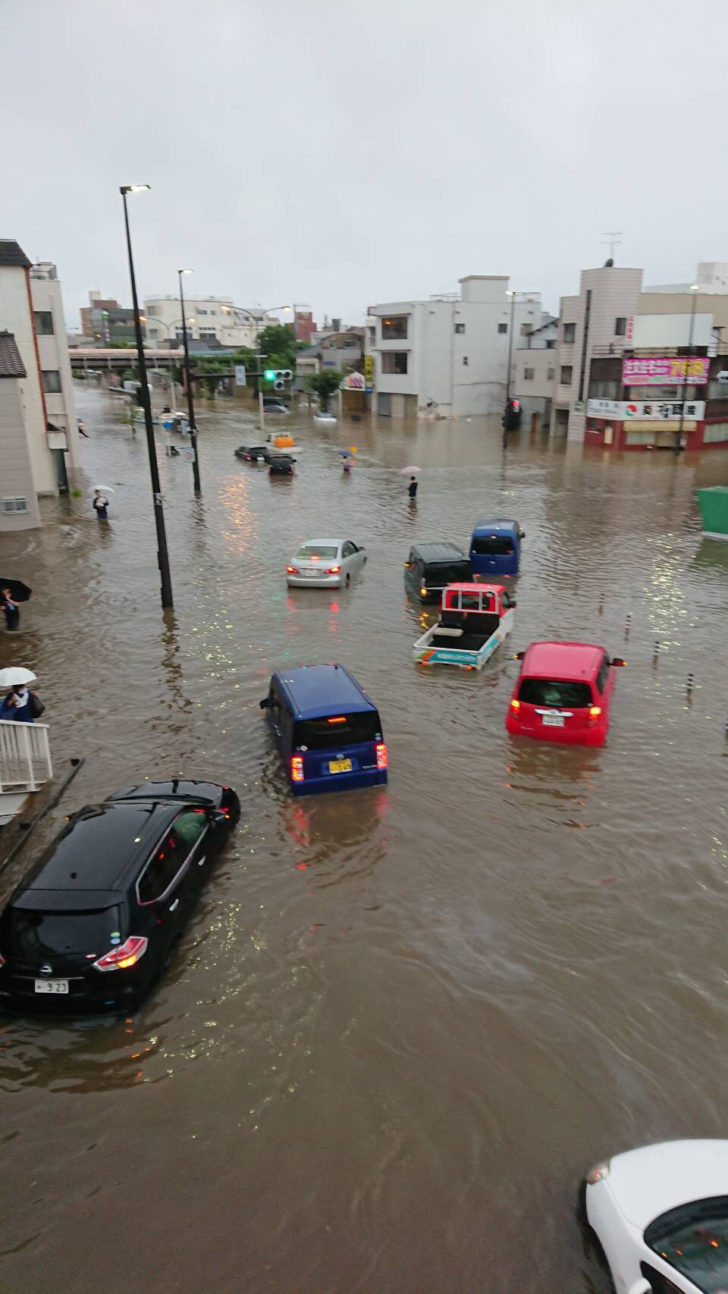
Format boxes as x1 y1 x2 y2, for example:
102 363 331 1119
92 485 114 521
0 667 44 723
0 577 31 632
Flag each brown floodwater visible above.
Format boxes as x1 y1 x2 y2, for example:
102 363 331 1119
1 386 727 1293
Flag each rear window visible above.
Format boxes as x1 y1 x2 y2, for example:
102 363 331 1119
294 712 382 750
3 906 121 957
518 678 593 708
295 545 338 560
471 535 514 555
424 561 472 586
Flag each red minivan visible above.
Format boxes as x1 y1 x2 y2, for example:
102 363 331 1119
505 642 626 746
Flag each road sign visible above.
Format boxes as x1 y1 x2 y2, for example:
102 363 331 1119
234 365 246 386
183 448 195 461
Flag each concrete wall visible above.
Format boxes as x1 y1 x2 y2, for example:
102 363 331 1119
514 347 555 399
0 378 42 530
0 265 54 494
31 273 80 471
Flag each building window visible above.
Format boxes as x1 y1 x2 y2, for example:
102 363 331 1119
147 328 158 339
454 322 465 334
560 365 573 385
615 317 627 335
547 367 555 380
563 323 576 342
42 370 62 393
197 309 208 315
381 351 408 374
546 339 555 349
462 356 469 366
381 316 408 341
498 323 508 334
175 328 185 339
199 328 216 338
2 497 29 515
524 367 535 380
34 311 54 335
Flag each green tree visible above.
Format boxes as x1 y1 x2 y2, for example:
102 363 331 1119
306 369 342 412
257 324 298 369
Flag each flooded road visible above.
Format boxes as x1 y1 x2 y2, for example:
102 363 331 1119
1 386 727 1293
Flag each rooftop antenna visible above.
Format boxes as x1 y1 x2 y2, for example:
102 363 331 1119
602 230 622 263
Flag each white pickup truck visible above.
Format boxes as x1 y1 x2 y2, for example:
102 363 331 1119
413 582 515 670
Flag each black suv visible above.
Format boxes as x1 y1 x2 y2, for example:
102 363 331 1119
0 780 240 1013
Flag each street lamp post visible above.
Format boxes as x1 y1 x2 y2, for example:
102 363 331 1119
178 269 202 494
119 184 174 609
675 283 699 455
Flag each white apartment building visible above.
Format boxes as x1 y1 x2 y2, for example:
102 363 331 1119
514 317 558 425
142 296 278 348
0 242 80 529
370 276 542 417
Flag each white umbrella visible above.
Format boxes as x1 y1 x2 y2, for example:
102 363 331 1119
0 666 36 687
91 485 116 494
400 465 422 474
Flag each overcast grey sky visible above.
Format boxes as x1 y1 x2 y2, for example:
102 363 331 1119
4 0 727 328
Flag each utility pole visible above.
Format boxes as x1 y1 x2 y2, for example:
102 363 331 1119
120 185 174 609
256 353 266 434
178 269 202 493
675 284 699 455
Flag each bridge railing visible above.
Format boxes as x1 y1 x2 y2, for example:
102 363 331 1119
0 721 53 793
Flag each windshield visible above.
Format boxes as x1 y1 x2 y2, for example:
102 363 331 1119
295 545 339 560
294 712 382 751
425 561 472 586
645 1196 728 1292
4 906 122 958
518 678 593 708
472 535 514 555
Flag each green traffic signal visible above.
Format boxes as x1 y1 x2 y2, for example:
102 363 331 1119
264 369 277 381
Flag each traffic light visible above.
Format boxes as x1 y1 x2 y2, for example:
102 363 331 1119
264 369 277 381
263 368 293 390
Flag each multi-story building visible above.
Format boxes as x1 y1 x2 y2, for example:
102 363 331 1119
369 276 542 417
142 296 279 348
80 290 135 343
0 242 80 529
513 317 558 427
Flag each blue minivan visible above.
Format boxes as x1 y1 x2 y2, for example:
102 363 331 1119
260 664 388 796
469 519 525 578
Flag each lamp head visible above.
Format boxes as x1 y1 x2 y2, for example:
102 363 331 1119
179 268 193 276
120 184 150 195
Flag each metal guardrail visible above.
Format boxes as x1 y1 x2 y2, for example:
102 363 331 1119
0 721 53 793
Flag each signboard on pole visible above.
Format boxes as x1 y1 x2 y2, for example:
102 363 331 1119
234 365 247 386
587 398 705 422
364 355 374 390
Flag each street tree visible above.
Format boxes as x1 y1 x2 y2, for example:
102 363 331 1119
306 369 342 412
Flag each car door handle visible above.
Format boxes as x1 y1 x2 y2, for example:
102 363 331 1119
168 898 180 912
197 855 207 868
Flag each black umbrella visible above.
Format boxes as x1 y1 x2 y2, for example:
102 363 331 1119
0 578 32 602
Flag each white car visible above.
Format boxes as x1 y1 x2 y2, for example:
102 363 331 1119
585 1140 728 1293
286 538 366 588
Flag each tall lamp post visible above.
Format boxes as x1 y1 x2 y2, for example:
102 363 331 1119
119 184 174 609
178 268 202 494
675 283 700 455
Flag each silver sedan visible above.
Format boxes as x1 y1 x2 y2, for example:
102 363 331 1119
286 538 367 588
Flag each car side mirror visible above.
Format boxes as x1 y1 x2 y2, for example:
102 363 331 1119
403 561 411 568
509 600 517 608
259 696 271 709
611 657 627 667
519 529 526 539
208 808 227 824
627 1280 652 1294
514 650 525 660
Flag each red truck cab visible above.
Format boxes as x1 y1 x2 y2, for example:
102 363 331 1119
505 642 626 746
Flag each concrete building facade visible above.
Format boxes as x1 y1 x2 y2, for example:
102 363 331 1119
0 241 80 528
370 276 542 417
142 296 282 348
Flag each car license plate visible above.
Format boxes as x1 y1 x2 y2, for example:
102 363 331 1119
542 713 565 727
34 979 69 994
329 758 352 774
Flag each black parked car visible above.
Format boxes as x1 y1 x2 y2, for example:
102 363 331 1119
0 780 240 1014
268 453 295 476
235 444 270 463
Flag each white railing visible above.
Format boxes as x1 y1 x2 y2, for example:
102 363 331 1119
0 720 53 793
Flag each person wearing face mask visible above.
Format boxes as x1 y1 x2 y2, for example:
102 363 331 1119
0 685 44 722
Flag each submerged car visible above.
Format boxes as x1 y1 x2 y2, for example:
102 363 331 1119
0 780 240 1013
585 1139 728 1293
286 537 366 588
506 641 626 746
235 444 270 463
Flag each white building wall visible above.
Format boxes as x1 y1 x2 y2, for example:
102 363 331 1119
143 296 277 347
553 268 642 441
0 378 42 530
0 265 54 494
30 270 80 471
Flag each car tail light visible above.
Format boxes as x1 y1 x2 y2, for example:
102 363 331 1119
376 742 388 769
291 756 304 782
588 705 602 721
0 952 5 968
326 565 341 574
286 565 298 574
327 716 346 724
93 936 148 972
585 1161 610 1185
510 698 521 712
